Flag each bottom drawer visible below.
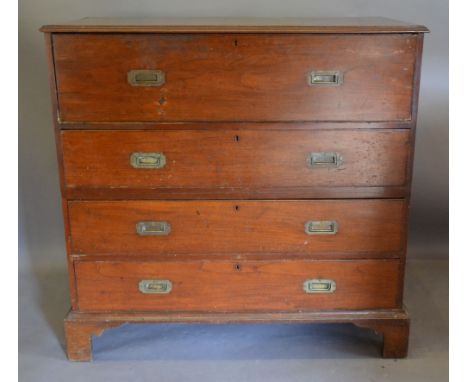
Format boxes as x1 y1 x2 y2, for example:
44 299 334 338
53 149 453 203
75 260 401 312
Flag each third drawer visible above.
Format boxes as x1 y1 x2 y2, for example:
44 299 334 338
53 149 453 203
68 199 407 257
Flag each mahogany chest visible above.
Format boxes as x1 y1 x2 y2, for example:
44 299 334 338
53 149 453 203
40 17 428 361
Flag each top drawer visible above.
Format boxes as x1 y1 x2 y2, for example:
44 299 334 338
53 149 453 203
52 34 418 123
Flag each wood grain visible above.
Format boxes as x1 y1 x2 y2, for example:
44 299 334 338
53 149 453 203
355 318 410 358
68 200 406 256
65 186 408 201
64 319 121 361
40 19 426 360
64 308 410 361
61 129 410 195
43 32 79 309
40 17 429 34
66 307 410 323
53 34 418 122
74 259 401 312
57 121 413 130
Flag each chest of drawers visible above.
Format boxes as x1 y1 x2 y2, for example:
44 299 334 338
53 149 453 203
41 17 428 361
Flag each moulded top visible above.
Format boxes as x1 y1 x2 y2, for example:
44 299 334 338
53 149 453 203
40 17 429 34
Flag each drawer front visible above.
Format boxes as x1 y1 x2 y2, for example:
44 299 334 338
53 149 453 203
53 34 418 122
62 129 410 193
75 259 401 312
68 200 406 256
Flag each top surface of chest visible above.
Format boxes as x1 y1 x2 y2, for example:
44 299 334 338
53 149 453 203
40 16 428 33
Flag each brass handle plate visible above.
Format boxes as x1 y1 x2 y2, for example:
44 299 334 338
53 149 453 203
136 221 171 236
307 152 343 168
139 279 172 294
305 220 338 235
128 69 165 86
308 71 343 86
130 152 166 169
304 279 336 293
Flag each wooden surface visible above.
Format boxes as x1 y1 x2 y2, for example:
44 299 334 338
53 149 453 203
41 19 426 360
65 307 410 323
64 319 121 362
357 320 410 358
44 32 80 309
53 34 418 122
68 200 406 256
61 129 410 192
74 259 401 312
64 308 410 361
40 17 429 33
65 186 408 201
58 121 413 130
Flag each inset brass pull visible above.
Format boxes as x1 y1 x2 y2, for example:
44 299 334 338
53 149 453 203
307 152 343 168
308 71 343 86
304 279 336 293
139 280 172 294
130 152 166 169
136 221 171 236
305 220 338 235
128 70 165 86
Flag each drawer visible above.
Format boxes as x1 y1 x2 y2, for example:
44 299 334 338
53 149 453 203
68 200 406 256
62 129 410 196
53 34 418 122
75 259 401 312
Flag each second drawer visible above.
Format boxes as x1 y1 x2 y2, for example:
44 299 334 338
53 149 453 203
61 129 410 198
68 199 406 256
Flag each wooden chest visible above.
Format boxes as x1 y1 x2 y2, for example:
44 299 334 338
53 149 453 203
41 17 428 361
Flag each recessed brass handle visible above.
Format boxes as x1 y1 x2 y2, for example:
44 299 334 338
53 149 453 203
136 221 171 236
304 279 336 293
128 69 165 86
307 152 343 168
130 152 166 169
308 71 343 86
139 279 172 294
305 220 338 235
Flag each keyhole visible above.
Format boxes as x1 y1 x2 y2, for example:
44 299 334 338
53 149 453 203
234 39 238 47
234 135 240 142
235 205 240 211
234 263 241 271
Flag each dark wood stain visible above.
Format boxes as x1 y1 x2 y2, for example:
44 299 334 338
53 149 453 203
61 129 411 195
63 309 410 361
40 16 429 34
75 259 401 312
53 34 418 122
41 18 427 360
68 200 406 256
